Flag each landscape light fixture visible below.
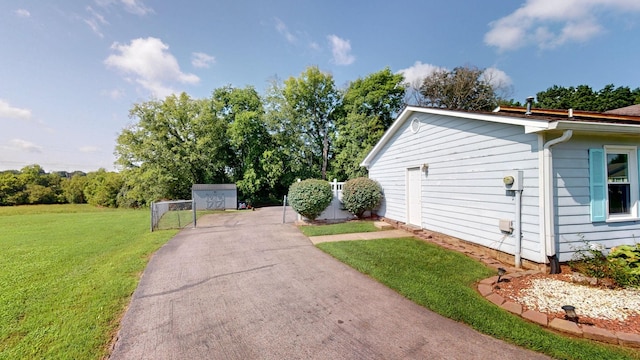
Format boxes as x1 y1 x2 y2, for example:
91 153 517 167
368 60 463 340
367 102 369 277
562 305 578 323
497 267 506 283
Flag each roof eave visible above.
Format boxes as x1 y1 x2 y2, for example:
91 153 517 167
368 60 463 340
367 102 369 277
551 120 640 134
361 108 640 169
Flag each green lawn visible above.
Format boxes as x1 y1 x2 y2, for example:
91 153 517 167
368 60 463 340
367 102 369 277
0 205 177 359
299 220 379 237
318 238 640 360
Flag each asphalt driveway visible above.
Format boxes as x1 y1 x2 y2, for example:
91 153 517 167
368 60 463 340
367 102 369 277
110 207 549 359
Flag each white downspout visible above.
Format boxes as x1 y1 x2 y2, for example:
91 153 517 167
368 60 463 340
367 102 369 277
542 130 573 273
514 188 522 268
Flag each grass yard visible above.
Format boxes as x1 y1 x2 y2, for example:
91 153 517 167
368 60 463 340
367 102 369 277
317 238 640 360
299 220 379 237
0 204 177 359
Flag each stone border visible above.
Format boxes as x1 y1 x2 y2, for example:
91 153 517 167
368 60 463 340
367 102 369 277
478 274 640 348
378 217 640 348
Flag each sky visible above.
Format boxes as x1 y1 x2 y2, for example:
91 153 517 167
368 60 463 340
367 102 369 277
1 0 639 173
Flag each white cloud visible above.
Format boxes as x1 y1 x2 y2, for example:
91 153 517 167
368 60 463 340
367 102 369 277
481 67 513 88
79 146 100 153
14 9 30 18
9 139 42 153
0 99 32 120
105 37 199 98
275 18 296 43
309 41 321 51
396 61 446 88
96 0 153 15
327 35 355 65
86 0 151 37
485 0 640 51
120 0 153 15
84 6 108 38
191 52 216 68
101 89 125 99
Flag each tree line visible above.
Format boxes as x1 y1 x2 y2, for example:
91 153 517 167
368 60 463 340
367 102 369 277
0 165 122 207
114 66 406 207
2 65 638 207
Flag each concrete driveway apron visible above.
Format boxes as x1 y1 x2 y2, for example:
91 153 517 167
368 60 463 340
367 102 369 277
110 207 549 360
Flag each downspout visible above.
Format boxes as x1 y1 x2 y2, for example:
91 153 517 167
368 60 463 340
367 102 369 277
514 187 522 268
543 130 573 274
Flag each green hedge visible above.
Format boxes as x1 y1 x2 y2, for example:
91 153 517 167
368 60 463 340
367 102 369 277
288 179 333 221
341 177 382 218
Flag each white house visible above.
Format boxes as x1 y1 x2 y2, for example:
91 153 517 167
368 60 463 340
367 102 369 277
361 105 640 272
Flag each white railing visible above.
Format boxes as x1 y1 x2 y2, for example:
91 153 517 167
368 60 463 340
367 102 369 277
317 179 354 221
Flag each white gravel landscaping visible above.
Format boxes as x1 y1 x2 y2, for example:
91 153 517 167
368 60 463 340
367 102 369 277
517 278 640 321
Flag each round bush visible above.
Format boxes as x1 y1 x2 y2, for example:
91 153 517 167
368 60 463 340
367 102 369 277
288 179 333 221
341 177 382 218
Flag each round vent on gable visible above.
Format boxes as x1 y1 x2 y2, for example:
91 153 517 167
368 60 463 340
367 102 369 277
410 118 422 133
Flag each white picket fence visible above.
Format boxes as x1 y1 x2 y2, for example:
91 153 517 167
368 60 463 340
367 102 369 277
297 179 356 222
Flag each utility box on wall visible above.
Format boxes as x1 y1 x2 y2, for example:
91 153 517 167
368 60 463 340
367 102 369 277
503 170 523 191
192 184 237 210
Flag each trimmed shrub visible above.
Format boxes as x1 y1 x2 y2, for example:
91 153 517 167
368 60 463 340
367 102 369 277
288 179 333 221
341 177 382 218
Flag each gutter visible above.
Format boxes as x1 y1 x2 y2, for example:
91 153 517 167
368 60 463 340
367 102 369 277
542 130 573 274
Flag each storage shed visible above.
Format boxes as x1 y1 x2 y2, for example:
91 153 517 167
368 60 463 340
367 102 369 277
192 184 237 210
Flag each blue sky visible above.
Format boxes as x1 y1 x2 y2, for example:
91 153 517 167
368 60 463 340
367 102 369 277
1 0 639 172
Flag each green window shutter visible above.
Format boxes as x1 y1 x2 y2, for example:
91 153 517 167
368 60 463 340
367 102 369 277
589 148 606 222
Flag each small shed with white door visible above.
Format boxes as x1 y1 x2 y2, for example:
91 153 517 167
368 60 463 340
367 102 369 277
192 184 237 210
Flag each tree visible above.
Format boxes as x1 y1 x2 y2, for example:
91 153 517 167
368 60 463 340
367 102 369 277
263 78 313 192
115 92 231 205
25 184 58 204
0 165 65 205
597 84 637 112
419 66 499 111
282 66 340 180
213 86 273 203
0 171 24 205
84 169 123 207
332 68 405 180
61 174 88 204
535 84 640 111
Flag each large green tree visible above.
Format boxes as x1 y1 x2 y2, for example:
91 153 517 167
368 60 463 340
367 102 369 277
213 86 274 203
0 171 25 205
263 79 310 197
419 66 499 111
281 66 340 180
115 92 230 205
61 173 88 204
332 68 406 180
84 169 123 207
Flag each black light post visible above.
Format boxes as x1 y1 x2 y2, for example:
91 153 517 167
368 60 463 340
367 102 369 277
497 267 506 283
562 305 579 323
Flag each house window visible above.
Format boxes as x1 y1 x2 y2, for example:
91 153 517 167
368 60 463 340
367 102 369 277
607 151 631 215
589 146 639 222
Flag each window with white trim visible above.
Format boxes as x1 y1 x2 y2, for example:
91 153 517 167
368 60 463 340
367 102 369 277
589 146 639 221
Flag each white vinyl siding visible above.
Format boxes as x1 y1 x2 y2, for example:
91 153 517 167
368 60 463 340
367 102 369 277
553 136 640 262
368 112 543 263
